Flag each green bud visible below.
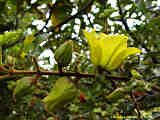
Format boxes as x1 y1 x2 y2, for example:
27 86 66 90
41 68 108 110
54 40 73 67
105 88 126 102
131 69 142 79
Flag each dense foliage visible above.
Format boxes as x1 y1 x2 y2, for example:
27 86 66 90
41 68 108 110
0 0 160 119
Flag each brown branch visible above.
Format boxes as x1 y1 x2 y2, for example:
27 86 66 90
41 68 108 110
130 93 142 120
31 56 41 72
44 105 60 120
5 70 130 81
34 3 52 37
117 0 130 31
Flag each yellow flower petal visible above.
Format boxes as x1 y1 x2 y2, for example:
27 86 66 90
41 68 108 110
83 30 102 65
83 29 98 45
106 47 141 70
100 35 128 67
99 32 108 38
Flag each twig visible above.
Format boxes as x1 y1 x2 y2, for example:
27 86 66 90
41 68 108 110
30 74 41 87
44 105 60 120
3 70 130 81
117 0 129 31
130 93 142 120
34 3 53 37
87 14 94 28
49 0 95 32
31 56 41 72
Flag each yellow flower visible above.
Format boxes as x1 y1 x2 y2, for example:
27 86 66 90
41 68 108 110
83 29 141 71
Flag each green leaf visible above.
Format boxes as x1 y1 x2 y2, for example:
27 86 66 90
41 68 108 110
99 9 117 18
42 77 78 111
13 77 35 101
24 34 35 46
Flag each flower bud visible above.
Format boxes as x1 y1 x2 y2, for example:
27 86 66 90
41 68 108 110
105 88 126 102
54 40 73 67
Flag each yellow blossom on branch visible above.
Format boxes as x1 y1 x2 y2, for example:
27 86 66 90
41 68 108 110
83 29 141 71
